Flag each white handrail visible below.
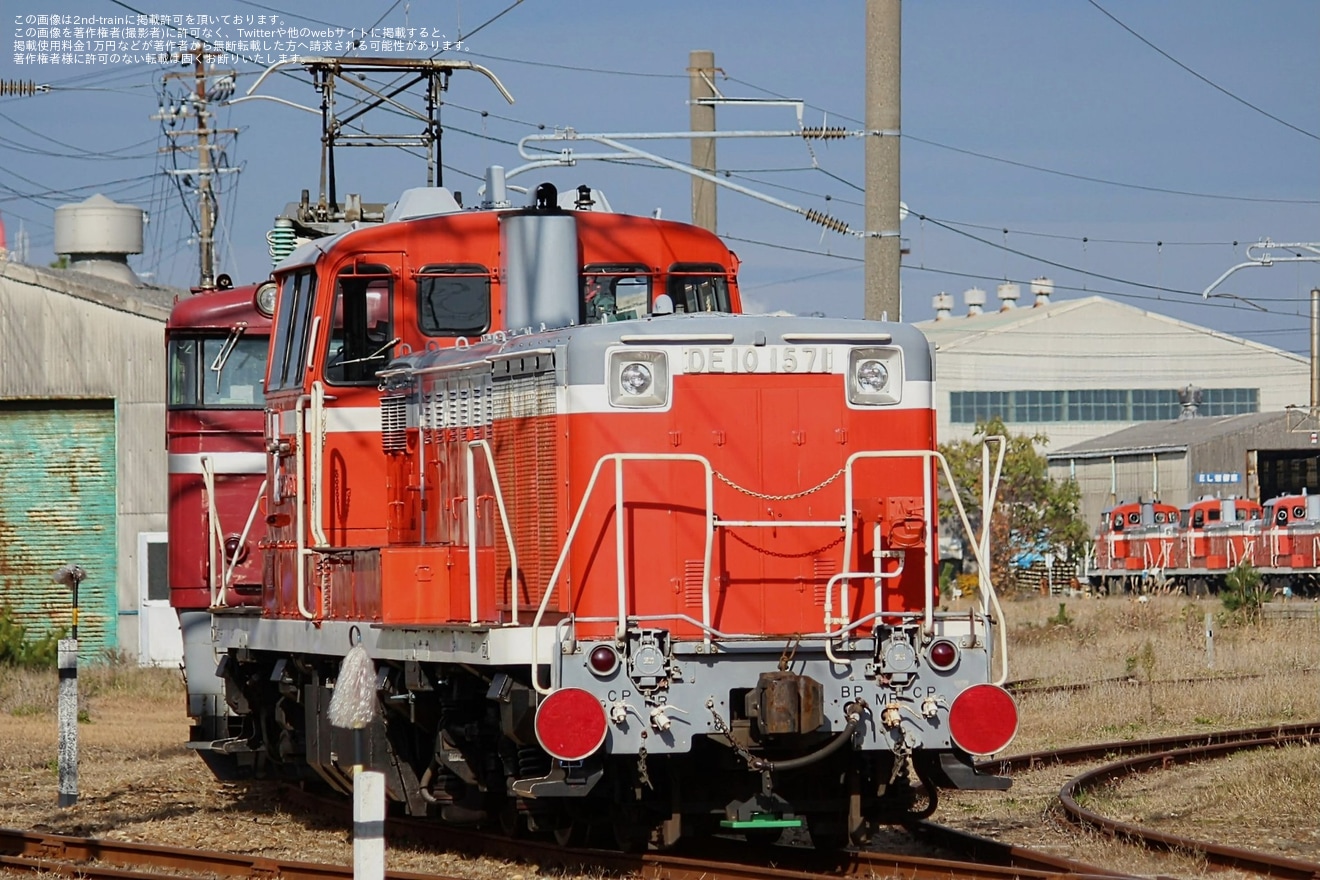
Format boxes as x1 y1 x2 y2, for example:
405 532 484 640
200 456 222 607
465 440 520 625
308 381 330 548
527 445 1008 692
294 394 315 620
219 478 268 598
530 453 714 694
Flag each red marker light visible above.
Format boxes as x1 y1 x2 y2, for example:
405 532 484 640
928 639 958 671
588 645 619 676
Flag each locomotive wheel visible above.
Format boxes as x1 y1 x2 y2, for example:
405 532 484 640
806 813 848 850
742 829 783 848
552 819 589 847
496 800 527 838
609 807 653 852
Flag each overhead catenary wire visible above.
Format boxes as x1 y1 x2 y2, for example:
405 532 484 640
1086 0 1319 142
723 74 1320 206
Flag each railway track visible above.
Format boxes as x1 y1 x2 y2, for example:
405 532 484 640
1004 667 1320 698
5 723 1318 880
0 824 1136 880
978 721 1320 878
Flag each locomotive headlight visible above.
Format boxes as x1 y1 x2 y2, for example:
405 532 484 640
608 350 669 408
620 363 653 395
848 347 902 406
254 281 277 317
856 359 888 392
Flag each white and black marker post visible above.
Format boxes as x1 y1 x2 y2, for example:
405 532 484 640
327 640 383 880
53 564 85 809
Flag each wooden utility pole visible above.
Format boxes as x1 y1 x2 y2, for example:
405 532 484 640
689 50 717 233
864 0 901 320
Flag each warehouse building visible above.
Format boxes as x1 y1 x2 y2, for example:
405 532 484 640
1046 409 1320 534
915 282 1310 450
0 196 183 664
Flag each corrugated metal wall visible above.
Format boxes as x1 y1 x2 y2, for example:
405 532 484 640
0 401 117 656
1052 451 1191 531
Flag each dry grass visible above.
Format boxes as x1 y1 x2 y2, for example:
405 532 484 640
997 594 1320 750
937 592 1320 875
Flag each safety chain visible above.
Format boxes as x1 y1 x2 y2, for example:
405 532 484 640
636 747 652 790
707 701 766 771
777 634 801 672
714 466 845 501
726 529 844 559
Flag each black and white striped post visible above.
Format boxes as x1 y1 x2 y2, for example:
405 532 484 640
53 564 85 809
328 642 383 880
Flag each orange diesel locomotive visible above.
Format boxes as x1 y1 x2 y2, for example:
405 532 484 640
194 182 1015 849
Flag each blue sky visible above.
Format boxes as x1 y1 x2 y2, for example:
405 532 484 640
3 1 1318 357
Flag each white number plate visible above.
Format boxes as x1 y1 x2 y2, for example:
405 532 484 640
682 345 835 375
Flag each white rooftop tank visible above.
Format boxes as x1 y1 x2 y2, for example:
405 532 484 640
964 286 986 317
996 282 1020 310
54 194 143 285
1031 276 1054 307
932 292 954 320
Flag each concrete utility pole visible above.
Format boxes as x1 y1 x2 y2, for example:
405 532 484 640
689 50 717 233
194 52 216 290
157 47 239 290
864 0 902 320
1312 288 1319 410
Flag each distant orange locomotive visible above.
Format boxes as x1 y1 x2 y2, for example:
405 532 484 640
186 179 1016 849
1088 493 1320 595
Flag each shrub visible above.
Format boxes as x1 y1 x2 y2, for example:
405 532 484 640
1221 561 1268 623
0 605 66 668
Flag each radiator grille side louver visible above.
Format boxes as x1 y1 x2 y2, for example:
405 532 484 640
380 395 409 452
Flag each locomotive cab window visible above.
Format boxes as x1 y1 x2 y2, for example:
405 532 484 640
169 333 268 408
583 263 651 324
667 263 733 314
268 269 317 392
416 264 490 337
326 264 395 386
1191 510 1204 528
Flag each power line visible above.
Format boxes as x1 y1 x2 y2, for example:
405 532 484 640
464 50 682 79
916 214 1223 301
905 134 1320 205
919 215 1241 248
741 265 859 291
720 233 861 263
722 75 1320 205
898 263 1310 314
1086 0 1320 142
